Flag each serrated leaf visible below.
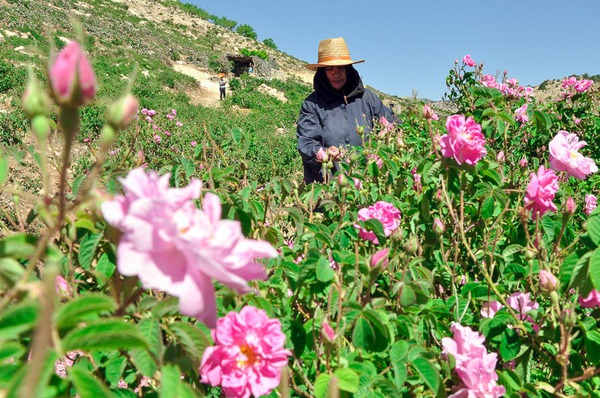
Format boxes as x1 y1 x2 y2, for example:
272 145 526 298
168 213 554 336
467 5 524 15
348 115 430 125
151 297 180 317
585 330 600 365
0 302 39 341
96 253 116 285
313 373 332 398
588 211 600 246
410 356 440 394
316 256 335 282
70 174 87 198
62 319 148 352
69 363 114 398
481 195 494 219
104 356 127 387
78 233 102 271
399 284 416 307
169 322 211 359
54 293 117 329
130 318 162 377
589 248 600 290
333 368 359 393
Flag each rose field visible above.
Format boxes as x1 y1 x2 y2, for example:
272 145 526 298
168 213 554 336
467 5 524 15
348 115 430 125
1 4 600 397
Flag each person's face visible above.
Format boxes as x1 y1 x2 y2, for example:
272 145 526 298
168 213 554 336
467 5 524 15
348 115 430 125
325 66 347 90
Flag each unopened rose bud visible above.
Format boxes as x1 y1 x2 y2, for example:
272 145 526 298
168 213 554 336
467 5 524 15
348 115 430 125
321 321 336 343
565 197 576 215
403 236 418 255
433 218 444 235
316 147 328 163
539 270 559 292
106 94 139 130
336 173 347 187
31 115 51 140
327 146 341 161
99 125 116 150
370 248 390 270
49 41 97 108
22 68 51 118
496 151 505 163
423 104 434 120
519 157 528 168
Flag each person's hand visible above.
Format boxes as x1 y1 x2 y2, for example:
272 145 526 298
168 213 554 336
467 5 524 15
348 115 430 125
316 147 328 163
327 146 342 162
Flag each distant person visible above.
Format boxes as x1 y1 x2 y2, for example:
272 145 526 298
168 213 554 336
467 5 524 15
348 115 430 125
219 76 227 100
296 37 396 184
248 63 254 73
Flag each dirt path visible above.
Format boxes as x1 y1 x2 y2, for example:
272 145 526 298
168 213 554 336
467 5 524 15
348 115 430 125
173 63 222 108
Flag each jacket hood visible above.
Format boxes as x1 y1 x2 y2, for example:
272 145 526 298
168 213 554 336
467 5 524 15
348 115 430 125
314 65 364 104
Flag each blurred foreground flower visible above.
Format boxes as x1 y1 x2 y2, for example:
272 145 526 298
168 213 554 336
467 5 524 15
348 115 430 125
49 41 97 107
355 201 401 244
584 194 597 215
442 323 505 398
200 306 291 398
579 289 600 309
101 168 277 327
439 115 487 166
549 130 597 180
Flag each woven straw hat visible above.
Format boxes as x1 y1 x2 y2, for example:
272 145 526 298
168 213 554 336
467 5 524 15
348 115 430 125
305 37 365 71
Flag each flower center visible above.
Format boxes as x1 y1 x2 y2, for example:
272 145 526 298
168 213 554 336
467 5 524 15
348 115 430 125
238 344 258 367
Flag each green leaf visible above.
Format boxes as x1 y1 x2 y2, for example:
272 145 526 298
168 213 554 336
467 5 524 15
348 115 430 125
62 319 148 352
499 328 521 361
589 248 600 290
363 218 386 244
0 258 25 288
69 363 114 398
169 322 211 359
333 368 359 393
399 284 416 307
587 211 600 246
231 127 243 144
481 195 495 219
70 174 87 198
180 157 195 178
152 297 180 317
160 364 196 398
104 356 127 387
130 318 162 377
0 302 38 341
78 233 102 271
313 373 332 398
316 256 335 283
585 330 600 365
96 252 116 285
0 154 8 185
54 293 117 330
352 310 389 352
0 342 24 363
0 234 37 260
410 356 440 394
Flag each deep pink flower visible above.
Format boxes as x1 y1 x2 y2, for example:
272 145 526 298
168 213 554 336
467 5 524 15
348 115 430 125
355 201 401 244
439 115 487 166
574 79 593 93
481 293 539 331
579 289 600 308
524 166 559 219
321 321 336 343
442 323 505 398
549 131 598 179
147 109 156 117
49 41 97 107
585 194 597 215
519 157 528 168
191 140 197 147
101 168 277 327
565 197 576 215
370 248 390 269
200 306 291 398
462 54 476 67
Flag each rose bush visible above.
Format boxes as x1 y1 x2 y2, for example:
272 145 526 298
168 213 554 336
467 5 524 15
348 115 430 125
0 36 599 398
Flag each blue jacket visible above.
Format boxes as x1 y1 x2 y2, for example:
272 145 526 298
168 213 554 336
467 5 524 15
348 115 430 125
296 66 395 183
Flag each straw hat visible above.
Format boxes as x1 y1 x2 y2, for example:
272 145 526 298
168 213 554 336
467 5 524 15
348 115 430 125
305 37 365 71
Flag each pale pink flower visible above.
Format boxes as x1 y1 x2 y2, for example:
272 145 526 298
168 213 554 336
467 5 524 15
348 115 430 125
355 201 401 244
141 108 148 115
462 54 476 67
107 94 139 130
439 115 487 166
562 76 577 88
549 131 598 179
147 109 156 117
539 270 559 292
519 157 528 168
49 41 97 107
433 218 444 234
367 153 383 169
524 166 559 219
101 168 277 327
352 178 363 190
164 131 171 137
442 323 505 398
54 350 84 379
480 301 503 318
145 116 152 123
176 121 183 127
482 293 539 330
54 275 71 297
171 108 177 115
584 194 597 215
565 197 576 215
82 137 91 143
191 140 197 147
378 116 394 137
200 306 291 398
153 134 161 144
515 104 529 124
316 147 328 163
370 248 390 269
579 289 600 308
480 74 498 89
166 113 174 120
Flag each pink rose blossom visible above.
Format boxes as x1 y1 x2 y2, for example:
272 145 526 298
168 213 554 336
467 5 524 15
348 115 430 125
481 293 539 331
574 79 593 93
153 134 161 144
549 131 598 179
355 201 401 244
439 115 487 166
101 168 277 327
200 306 291 398
191 140 197 147
584 194 597 215
480 300 504 318
565 197 576 215
49 41 97 107
176 121 183 127
462 54 476 67
367 153 383 169
378 116 394 137
519 157 528 168
352 178 363 190
515 104 529 124
579 289 600 308
442 323 505 398
167 113 174 120
524 166 559 219
370 248 390 269
171 108 177 115
316 147 328 163
147 109 156 117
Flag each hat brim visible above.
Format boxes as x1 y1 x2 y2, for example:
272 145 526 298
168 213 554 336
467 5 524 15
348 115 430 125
305 59 365 71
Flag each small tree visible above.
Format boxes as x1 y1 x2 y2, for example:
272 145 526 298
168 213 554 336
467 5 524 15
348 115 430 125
235 24 257 40
210 15 237 31
263 38 277 50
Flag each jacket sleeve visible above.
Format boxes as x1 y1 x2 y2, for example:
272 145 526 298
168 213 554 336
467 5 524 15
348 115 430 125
296 99 323 165
367 90 399 124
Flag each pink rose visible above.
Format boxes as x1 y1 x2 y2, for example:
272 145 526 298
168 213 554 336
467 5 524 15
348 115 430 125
584 194 597 215
370 248 390 269
524 166 559 219
442 323 505 398
355 201 401 244
579 289 600 308
439 115 487 166
101 168 277 327
539 270 559 292
200 306 291 398
549 131 598 179
49 41 97 107
321 321 336 343
574 79 593 93
515 104 529 124
462 54 476 67
378 116 394 136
